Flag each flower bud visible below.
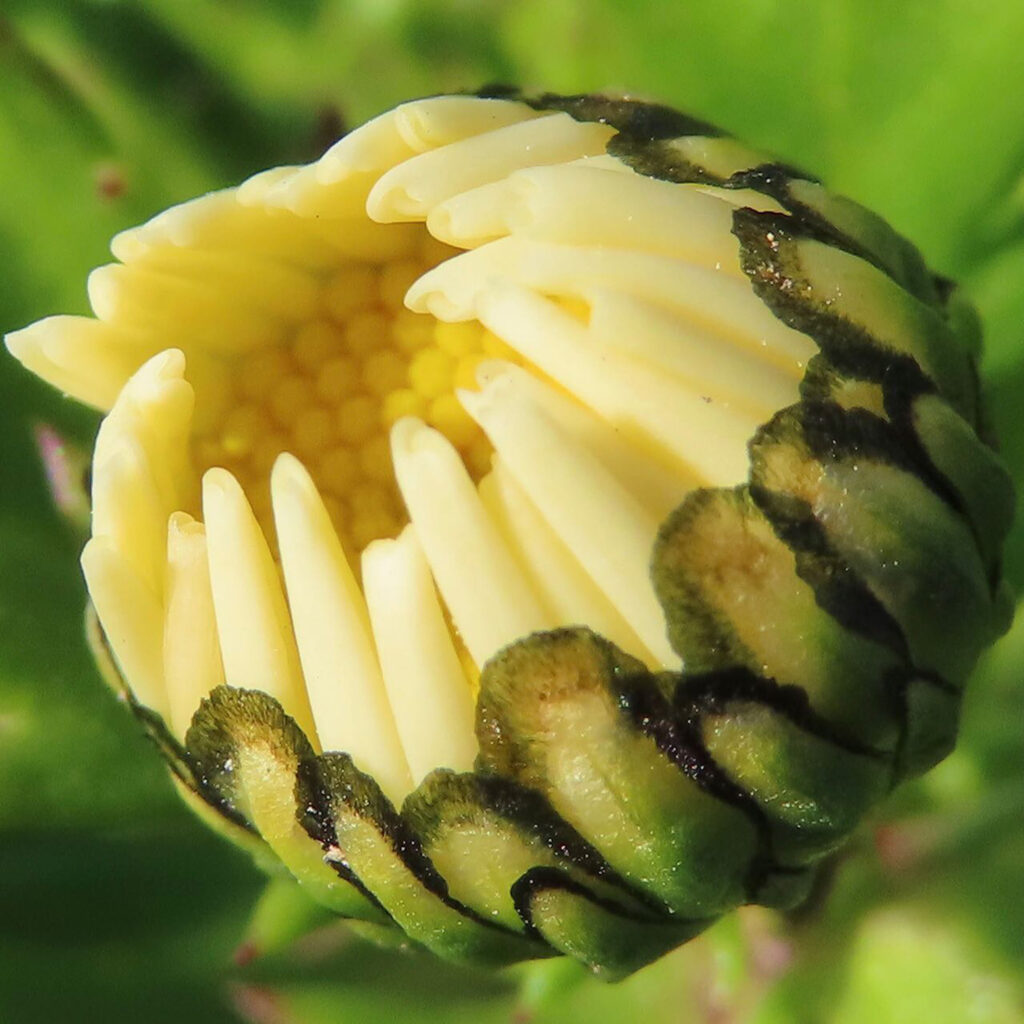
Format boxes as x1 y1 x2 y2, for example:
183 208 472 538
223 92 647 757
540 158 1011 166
6 90 1014 977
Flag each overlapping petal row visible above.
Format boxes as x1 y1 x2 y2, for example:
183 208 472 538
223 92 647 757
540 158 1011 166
17 91 1015 978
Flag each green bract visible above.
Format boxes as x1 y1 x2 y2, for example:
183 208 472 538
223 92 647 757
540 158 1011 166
7 90 1014 979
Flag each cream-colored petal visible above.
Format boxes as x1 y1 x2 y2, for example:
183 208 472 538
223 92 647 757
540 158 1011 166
163 513 225 740
408 235 813 370
695 184 788 213
111 190 342 270
586 288 800 417
390 417 552 666
289 104 427 235
94 350 193 504
367 113 615 222
474 283 757 486
317 105 419 180
662 135 774 180
302 217 422 263
6 316 226 435
242 166 419 244
394 96 540 152
120 247 321 323
431 163 745 274
425 177 516 248
363 526 478 786
460 377 679 668
202 468 318 745
4 315 148 411
88 264 284 355
91 350 194 590
568 153 639 175
320 95 535 181
391 99 557 246
82 536 169 719
235 165 302 199
91 439 172 594
243 164 354 220
271 453 412 803
474 362 692 522
479 460 659 668
4 344 107 409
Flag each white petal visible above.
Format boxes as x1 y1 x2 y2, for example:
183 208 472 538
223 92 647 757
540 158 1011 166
338 94 538 164
93 349 194 496
460 376 679 668
425 178 518 249
91 439 171 594
3 341 108 409
695 184 788 213
202 468 318 745
431 163 745 273
317 106 420 179
568 153 639 175
112 189 341 271
241 163 359 220
390 418 552 666
303 217 422 262
5 316 147 411
479 460 660 668
8 318 231 439
363 526 478 786
91 350 194 591
660 134 774 180
367 113 615 222
393 96 540 151
473 362 692 522
239 164 424 261
82 536 168 718
88 264 284 355
272 454 412 803
407 235 813 370
163 513 225 740
586 288 800 417
236 165 302 200
475 283 757 486
121 246 321 323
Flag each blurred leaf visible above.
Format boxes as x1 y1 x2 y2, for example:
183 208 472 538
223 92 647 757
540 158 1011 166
755 906 1024 1024
231 922 516 1024
0 513 177 832
140 0 514 125
0 824 263 1024
831 909 1023 1024
236 877 338 964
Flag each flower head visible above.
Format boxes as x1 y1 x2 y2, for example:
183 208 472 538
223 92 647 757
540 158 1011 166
6 90 1015 977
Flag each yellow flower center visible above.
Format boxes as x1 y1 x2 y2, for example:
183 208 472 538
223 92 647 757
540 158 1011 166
190 240 519 561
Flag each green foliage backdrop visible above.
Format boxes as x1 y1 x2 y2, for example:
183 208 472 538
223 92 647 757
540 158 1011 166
1 2 1023 1021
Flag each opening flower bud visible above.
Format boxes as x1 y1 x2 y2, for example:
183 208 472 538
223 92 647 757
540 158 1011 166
6 90 1014 977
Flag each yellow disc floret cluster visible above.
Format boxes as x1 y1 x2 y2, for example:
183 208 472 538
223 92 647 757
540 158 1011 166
191 242 518 562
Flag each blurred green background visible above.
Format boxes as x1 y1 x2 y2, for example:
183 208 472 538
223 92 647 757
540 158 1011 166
2 1 1024 1021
